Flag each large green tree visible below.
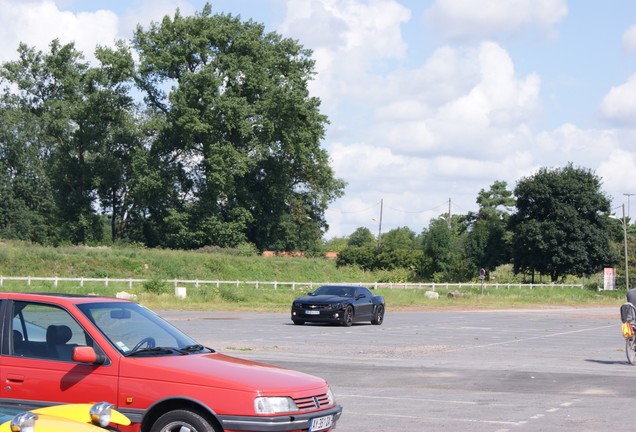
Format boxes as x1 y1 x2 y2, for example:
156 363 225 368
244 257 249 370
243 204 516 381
0 107 59 243
381 226 417 251
509 164 617 282
89 43 141 242
0 40 139 244
464 180 515 274
347 227 376 248
132 4 344 250
419 215 471 281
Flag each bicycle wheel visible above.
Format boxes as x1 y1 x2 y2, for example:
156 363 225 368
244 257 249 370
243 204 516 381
626 336 636 365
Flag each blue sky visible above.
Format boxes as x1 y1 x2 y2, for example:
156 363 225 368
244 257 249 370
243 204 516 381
2 0 636 238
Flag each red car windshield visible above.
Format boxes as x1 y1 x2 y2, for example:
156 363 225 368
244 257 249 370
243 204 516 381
76 302 202 355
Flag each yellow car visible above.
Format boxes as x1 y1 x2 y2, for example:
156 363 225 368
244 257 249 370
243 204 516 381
0 402 130 432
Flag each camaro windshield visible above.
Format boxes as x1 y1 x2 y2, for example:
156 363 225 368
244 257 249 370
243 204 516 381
313 286 355 297
76 302 203 355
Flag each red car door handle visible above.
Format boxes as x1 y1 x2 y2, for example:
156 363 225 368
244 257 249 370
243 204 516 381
6 374 24 383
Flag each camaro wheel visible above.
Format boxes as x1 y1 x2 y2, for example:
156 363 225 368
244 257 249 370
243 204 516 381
342 306 354 327
293 319 305 325
151 409 220 432
371 305 384 325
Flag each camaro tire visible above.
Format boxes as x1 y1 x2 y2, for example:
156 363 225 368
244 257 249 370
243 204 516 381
151 409 220 432
371 305 384 325
293 319 305 325
342 306 354 327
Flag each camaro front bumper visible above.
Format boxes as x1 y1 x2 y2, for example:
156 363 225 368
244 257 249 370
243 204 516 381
291 308 346 323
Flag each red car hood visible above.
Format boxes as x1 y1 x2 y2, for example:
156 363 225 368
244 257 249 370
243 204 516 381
119 351 328 395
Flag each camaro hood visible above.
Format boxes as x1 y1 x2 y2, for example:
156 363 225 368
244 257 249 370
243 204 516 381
294 294 343 303
120 351 328 394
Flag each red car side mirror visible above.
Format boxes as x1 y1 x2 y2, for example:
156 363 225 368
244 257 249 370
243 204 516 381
72 346 107 365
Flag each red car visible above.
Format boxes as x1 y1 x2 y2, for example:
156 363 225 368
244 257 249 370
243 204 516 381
0 292 342 432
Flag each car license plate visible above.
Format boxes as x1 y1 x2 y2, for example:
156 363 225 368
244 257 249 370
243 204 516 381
309 414 333 431
305 310 320 315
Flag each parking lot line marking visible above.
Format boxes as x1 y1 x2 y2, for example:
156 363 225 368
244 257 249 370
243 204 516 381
443 324 614 352
344 411 526 426
336 393 478 405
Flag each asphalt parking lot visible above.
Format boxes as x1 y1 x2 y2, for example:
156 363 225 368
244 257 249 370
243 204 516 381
160 306 632 432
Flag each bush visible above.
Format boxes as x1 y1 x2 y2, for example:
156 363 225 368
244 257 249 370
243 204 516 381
142 278 169 294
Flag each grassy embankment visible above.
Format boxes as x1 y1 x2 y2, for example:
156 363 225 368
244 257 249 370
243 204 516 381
0 240 625 311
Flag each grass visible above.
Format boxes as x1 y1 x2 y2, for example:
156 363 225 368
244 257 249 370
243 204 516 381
0 240 627 311
0 279 625 312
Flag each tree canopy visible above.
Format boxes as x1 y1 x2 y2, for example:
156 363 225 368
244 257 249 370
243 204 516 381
509 164 617 282
464 181 515 274
0 3 344 251
130 4 344 250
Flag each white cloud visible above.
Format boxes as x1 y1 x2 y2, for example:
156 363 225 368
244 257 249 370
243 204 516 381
280 0 410 59
623 25 636 53
281 4 549 237
0 0 197 64
597 148 636 203
599 74 636 126
368 42 541 157
0 0 119 62
423 0 568 40
279 0 411 108
120 0 198 39
535 124 621 169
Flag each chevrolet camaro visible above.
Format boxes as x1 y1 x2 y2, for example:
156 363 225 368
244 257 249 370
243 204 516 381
291 285 385 326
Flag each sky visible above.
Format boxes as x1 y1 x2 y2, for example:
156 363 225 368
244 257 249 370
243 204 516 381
2 0 636 239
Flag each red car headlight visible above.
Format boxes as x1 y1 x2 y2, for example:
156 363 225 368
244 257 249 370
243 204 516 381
254 397 298 414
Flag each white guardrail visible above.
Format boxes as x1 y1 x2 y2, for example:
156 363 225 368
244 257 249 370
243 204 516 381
0 276 584 291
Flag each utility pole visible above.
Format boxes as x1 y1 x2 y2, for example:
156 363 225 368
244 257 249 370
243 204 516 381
447 197 451 228
377 198 383 248
625 193 634 223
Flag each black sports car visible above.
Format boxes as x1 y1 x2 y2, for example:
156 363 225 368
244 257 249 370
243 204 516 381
291 285 385 326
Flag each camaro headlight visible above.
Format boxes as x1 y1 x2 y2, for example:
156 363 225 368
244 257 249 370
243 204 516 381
254 397 298 414
90 401 113 427
10 412 37 432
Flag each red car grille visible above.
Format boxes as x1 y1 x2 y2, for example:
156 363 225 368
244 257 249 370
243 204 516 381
294 393 331 410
